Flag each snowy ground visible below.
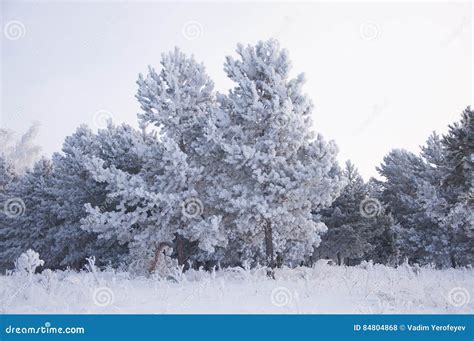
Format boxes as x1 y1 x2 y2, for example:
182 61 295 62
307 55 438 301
1 261 472 314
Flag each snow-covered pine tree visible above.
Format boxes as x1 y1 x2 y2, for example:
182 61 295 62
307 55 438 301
416 132 447 227
375 149 443 265
0 158 55 270
363 178 399 266
0 156 19 271
48 123 140 269
0 123 41 174
315 161 399 266
81 131 197 273
437 108 473 266
376 107 473 268
0 155 16 196
136 48 218 164
133 48 227 268
416 132 455 266
213 40 344 269
442 107 473 194
315 161 373 265
82 51 228 273
0 123 144 271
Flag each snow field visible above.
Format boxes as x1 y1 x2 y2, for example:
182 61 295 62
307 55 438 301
1 261 472 314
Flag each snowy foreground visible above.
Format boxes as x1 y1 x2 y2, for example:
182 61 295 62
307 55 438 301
1 261 472 314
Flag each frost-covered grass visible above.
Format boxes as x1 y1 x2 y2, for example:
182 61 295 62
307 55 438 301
1 261 472 314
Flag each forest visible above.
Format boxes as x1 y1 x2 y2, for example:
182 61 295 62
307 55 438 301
1 40 472 278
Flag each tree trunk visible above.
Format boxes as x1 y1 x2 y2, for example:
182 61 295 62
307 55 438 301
176 234 187 266
450 254 457 268
149 241 173 274
264 219 275 278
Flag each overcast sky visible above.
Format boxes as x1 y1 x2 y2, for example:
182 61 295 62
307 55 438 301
1 0 472 179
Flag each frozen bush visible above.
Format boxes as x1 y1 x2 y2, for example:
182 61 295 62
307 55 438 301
14 249 44 275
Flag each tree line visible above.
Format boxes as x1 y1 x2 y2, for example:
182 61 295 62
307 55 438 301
0 40 472 274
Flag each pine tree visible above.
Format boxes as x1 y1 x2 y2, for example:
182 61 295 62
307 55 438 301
0 156 16 194
213 40 344 269
438 108 473 266
0 158 55 270
0 123 152 271
0 156 19 271
364 178 400 266
82 50 229 272
316 162 398 266
376 108 473 267
413 109 473 267
316 161 371 265
442 107 473 194
82 132 199 273
375 149 442 265
0 123 41 174
49 123 137 269
134 48 226 267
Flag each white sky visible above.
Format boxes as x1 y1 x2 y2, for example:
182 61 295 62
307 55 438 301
1 0 472 180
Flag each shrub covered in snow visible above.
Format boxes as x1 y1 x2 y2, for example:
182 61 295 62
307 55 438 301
14 249 44 275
